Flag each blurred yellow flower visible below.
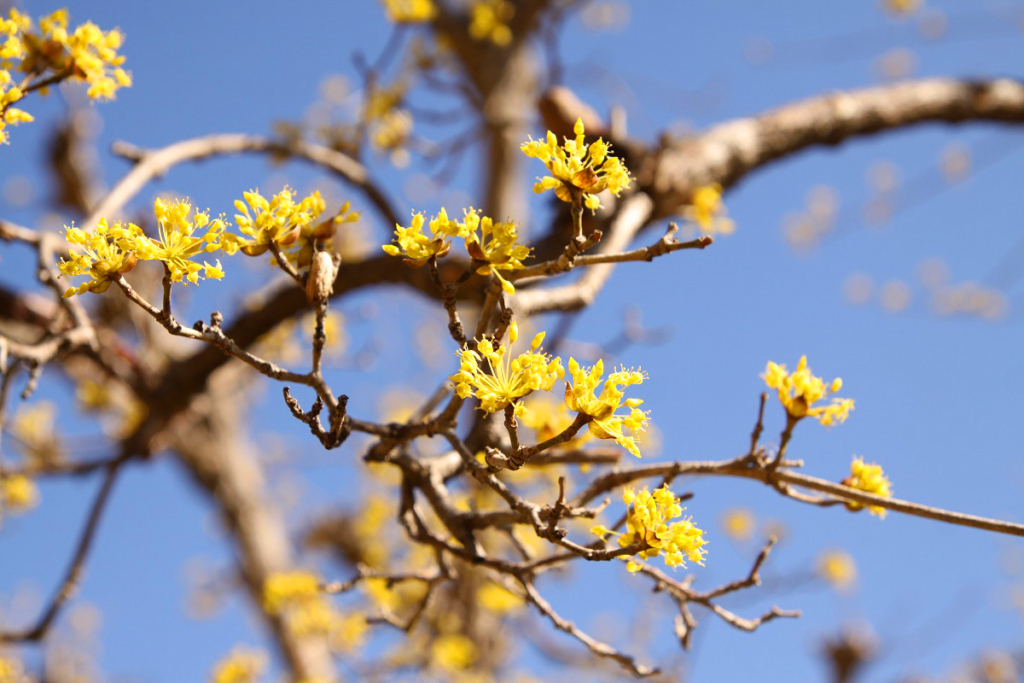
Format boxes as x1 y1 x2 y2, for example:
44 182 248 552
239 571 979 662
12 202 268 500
432 633 477 672
209 647 266 683
720 508 755 541
477 582 524 614
817 549 857 591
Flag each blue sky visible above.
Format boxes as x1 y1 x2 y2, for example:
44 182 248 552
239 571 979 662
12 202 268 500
2 0 1024 680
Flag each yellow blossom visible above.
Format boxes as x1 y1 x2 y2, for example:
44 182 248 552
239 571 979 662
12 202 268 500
477 582 524 614
371 109 413 152
382 209 457 266
1 474 39 513
223 187 325 258
11 400 63 465
817 549 857 591
469 0 514 46
522 117 632 211
0 654 30 683
262 571 320 614
141 198 226 284
720 508 755 541
605 485 707 572
762 355 854 426
460 208 531 294
564 358 649 457
883 0 921 15
209 647 266 683
57 218 146 296
431 634 477 672
330 611 368 653
0 9 129 143
381 0 436 23
842 457 893 518
354 496 390 568
684 184 734 236
450 328 563 413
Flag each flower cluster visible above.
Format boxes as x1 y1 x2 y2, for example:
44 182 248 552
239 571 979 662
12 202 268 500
0 9 130 142
381 0 436 23
469 0 515 46
58 190 359 296
11 400 64 465
382 207 531 293
431 634 478 672
0 8 33 142
383 209 457 265
364 81 415 166
223 187 327 258
39 9 132 100
58 218 144 296
461 208 531 294
817 549 857 591
684 184 734 236
593 485 707 573
762 355 854 426
209 647 266 683
564 358 649 457
263 572 367 652
522 117 632 211
451 324 563 413
1 474 39 516
145 198 226 284
0 654 29 683
843 457 893 518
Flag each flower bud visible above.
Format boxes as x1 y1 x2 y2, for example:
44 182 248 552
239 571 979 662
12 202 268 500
306 251 336 304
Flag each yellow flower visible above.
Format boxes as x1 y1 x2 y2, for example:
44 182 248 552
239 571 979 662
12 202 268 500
371 109 413 154
762 356 854 426
58 218 146 296
450 326 563 413
262 571 320 614
382 209 458 266
817 549 857 591
460 208 531 294
141 198 226 284
431 634 477 672
1 474 39 513
209 647 266 683
330 611 368 653
381 0 436 23
0 654 29 683
29 10 131 101
477 582 524 614
883 0 920 15
522 117 632 211
469 0 514 46
223 187 325 258
612 485 707 572
720 508 755 541
11 400 63 465
564 358 649 457
684 184 734 236
843 457 893 518
0 9 129 142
